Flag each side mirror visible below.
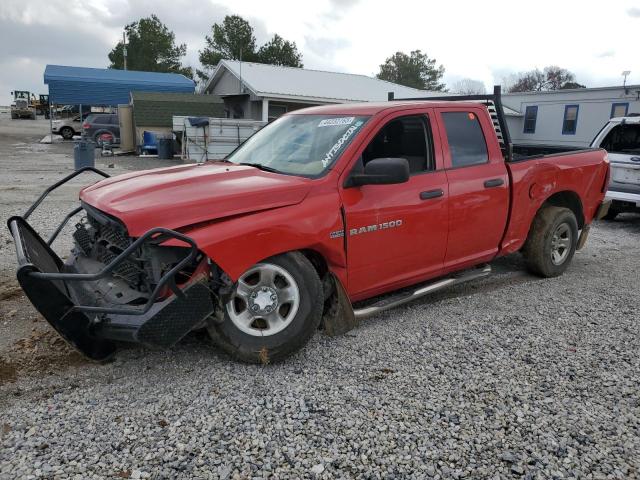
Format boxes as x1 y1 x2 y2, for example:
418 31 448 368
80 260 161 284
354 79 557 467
347 157 410 187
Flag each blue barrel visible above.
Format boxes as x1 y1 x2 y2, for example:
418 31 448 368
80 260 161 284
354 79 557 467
158 137 174 160
74 141 95 169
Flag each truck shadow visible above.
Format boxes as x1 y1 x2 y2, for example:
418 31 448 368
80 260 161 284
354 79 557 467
596 213 640 233
350 251 536 316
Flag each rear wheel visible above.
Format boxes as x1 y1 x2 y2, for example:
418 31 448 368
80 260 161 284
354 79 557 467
523 206 578 278
208 252 323 363
60 127 74 140
94 130 115 146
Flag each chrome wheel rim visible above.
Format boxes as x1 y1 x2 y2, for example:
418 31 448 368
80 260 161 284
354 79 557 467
226 263 300 336
551 223 572 265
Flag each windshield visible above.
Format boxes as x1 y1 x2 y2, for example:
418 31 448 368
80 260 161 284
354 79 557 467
226 114 369 176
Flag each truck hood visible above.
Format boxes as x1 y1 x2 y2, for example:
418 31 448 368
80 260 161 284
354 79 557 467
80 162 312 236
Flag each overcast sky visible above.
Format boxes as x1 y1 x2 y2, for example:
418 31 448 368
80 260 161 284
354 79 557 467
1 0 639 105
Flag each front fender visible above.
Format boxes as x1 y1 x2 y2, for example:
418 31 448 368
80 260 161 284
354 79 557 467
182 189 348 285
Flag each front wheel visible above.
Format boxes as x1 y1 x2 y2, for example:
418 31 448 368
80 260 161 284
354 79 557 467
523 206 578 278
208 252 323 363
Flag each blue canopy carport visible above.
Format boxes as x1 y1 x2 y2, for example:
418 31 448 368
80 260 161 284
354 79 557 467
44 65 195 105
43 65 195 145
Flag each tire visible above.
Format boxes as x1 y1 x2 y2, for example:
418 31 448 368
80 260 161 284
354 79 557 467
208 252 323 363
602 205 620 221
11 113 17 120
523 206 578 278
60 127 74 140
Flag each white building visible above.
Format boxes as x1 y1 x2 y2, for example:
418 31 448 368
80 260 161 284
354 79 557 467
203 60 435 121
503 85 640 148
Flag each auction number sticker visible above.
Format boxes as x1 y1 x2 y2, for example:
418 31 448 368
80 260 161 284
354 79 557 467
318 116 355 127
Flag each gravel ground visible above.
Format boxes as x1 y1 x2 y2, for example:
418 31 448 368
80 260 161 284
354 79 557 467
1 113 639 479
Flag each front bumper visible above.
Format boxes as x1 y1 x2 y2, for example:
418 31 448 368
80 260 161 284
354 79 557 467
7 168 213 361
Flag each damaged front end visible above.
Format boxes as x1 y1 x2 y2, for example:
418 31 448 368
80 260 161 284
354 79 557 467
7 168 214 361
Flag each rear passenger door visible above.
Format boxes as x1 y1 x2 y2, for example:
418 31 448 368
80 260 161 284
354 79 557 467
435 108 509 270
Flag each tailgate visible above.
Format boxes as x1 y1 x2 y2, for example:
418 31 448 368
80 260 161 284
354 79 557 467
609 155 640 188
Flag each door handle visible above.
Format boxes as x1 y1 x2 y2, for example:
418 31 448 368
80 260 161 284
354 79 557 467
484 178 504 188
420 189 444 200
631 157 640 162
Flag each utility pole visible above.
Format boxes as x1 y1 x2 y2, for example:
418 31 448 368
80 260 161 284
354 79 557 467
622 70 631 88
123 31 128 71
238 48 242 94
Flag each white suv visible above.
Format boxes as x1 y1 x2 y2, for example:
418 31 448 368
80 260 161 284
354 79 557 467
591 115 640 219
51 115 83 140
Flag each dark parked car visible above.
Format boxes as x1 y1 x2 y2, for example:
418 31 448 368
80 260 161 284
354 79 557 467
83 114 120 145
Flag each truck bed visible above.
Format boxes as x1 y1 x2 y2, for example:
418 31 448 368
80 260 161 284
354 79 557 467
512 144 585 160
501 148 609 255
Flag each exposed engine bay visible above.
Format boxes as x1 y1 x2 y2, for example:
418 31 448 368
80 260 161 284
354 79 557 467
68 203 205 309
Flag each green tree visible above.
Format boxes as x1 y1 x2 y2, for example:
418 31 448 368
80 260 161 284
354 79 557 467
376 50 446 91
198 15 303 79
257 34 303 67
199 15 258 69
108 15 192 78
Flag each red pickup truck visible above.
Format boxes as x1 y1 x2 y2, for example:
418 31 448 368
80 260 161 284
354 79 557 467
8 88 610 363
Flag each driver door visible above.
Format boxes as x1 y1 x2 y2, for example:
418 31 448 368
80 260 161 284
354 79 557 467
340 109 449 300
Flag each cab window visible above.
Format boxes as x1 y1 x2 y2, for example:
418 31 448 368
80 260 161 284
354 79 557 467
362 115 434 174
442 111 488 167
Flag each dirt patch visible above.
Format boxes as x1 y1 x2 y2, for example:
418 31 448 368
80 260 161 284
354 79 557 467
0 358 17 385
0 281 22 302
6 328 90 379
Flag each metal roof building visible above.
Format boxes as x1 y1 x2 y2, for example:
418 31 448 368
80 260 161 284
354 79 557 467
204 60 438 121
44 65 195 106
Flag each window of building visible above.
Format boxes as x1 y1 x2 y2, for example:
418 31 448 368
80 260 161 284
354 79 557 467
562 105 579 135
362 115 434 174
600 124 640 154
441 111 488 167
268 104 288 121
610 103 629 119
523 106 538 134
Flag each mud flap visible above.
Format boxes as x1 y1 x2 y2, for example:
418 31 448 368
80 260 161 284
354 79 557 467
595 199 612 220
576 224 590 250
322 274 359 336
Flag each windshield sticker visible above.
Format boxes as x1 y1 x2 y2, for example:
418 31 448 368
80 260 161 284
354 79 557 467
321 121 363 168
318 116 355 127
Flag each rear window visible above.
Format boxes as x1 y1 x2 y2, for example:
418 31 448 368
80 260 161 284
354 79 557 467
600 124 640 154
91 114 116 124
442 111 488 167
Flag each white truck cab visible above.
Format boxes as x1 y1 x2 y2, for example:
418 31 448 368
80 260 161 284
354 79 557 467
591 115 640 219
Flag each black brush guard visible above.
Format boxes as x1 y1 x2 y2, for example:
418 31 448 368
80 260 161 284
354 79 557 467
7 167 213 361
